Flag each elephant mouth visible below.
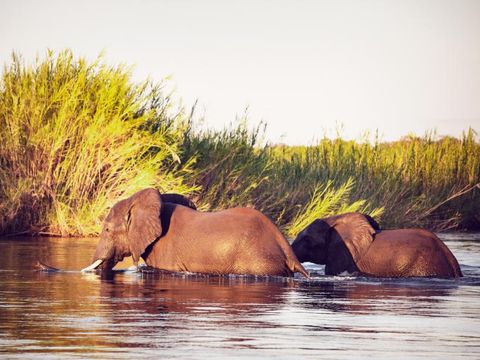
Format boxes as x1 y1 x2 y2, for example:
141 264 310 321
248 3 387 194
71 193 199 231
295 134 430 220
80 259 104 272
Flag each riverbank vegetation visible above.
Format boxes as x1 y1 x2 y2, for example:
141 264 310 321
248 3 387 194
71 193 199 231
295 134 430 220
1 51 478 236
183 122 479 234
0 51 194 236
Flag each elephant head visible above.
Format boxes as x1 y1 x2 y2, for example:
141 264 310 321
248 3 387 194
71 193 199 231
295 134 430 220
291 213 379 268
82 189 196 271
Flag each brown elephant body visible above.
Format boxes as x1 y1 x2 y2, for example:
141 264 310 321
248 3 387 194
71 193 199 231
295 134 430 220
356 229 462 278
145 203 307 276
87 188 307 277
291 212 462 278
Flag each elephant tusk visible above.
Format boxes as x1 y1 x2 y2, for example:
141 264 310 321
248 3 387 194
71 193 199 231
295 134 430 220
80 259 104 272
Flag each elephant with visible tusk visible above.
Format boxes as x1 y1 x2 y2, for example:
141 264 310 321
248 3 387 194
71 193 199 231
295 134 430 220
82 188 308 277
291 212 462 278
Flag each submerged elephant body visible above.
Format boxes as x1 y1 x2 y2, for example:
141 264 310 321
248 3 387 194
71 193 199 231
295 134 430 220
86 188 307 277
291 213 462 278
356 228 461 278
145 204 304 275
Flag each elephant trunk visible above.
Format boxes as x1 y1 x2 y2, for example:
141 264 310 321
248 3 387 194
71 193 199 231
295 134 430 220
81 235 118 271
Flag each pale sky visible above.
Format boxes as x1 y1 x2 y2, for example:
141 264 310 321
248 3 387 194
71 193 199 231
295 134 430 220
1 0 479 144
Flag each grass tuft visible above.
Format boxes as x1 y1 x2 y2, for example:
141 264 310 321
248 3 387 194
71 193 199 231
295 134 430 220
286 178 384 238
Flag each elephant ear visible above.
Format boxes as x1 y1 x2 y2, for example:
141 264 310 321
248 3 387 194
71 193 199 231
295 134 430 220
329 213 376 263
127 188 163 262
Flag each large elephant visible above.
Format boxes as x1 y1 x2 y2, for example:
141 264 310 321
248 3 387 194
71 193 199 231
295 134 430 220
291 212 462 278
82 188 308 277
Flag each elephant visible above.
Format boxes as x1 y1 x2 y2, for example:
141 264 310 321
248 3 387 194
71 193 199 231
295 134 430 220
291 212 462 278
81 188 308 277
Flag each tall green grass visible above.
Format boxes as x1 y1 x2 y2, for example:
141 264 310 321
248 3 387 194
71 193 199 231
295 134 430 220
1 51 478 237
272 131 480 230
287 178 384 237
0 51 195 236
180 121 384 236
183 123 479 233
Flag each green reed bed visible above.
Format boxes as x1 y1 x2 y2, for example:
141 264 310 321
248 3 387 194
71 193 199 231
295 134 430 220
1 51 478 237
183 124 479 233
0 51 195 236
180 122 384 237
277 131 480 230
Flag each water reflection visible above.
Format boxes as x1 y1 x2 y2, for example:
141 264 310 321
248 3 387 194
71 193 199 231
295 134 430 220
296 280 456 315
96 273 294 316
0 235 479 359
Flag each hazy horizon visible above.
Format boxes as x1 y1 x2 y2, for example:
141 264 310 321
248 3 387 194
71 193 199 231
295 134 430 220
1 0 479 144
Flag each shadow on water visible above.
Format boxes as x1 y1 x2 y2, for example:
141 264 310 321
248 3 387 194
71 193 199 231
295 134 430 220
0 234 479 358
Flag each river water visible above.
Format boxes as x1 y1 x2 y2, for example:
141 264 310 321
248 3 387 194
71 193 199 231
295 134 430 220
0 234 479 359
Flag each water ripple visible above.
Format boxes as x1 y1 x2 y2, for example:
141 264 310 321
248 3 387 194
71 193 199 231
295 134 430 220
0 235 479 359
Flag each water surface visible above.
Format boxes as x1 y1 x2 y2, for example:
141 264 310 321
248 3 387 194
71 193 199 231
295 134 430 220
0 234 479 359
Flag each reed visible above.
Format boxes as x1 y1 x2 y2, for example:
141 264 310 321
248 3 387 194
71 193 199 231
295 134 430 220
286 178 384 238
0 50 195 236
182 123 480 233
180 121 384 236
270 130 480 231
1 51 478 237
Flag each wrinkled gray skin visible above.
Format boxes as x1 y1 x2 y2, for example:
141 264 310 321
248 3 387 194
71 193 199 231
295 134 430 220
89 188 308 277
291 212 462 278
